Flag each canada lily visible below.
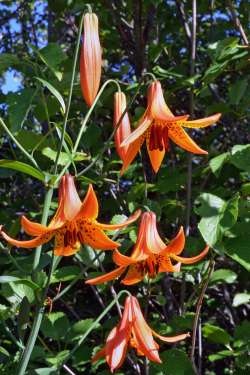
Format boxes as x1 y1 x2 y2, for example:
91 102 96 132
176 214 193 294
113 91 131 162
0 174 141 256
92 295 189 372
80 12 102 107
86 211 209 285
120 80 221 173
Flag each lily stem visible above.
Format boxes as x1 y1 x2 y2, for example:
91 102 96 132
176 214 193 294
190 258 215 374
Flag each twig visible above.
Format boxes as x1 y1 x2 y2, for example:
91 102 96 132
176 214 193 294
227 0 249 46
190 259 215 374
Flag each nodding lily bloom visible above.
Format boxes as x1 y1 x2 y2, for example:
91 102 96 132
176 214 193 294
86 211 209 285
80 12 102 107
92 295 189 372
120 80 221 174
0 174 141 256
113 91 131 163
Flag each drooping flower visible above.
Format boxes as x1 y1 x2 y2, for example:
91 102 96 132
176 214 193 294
120 80 221 174
0 174 141 256
113 91 131 162
86 211 209 285
80 12 102 107
92 295 189 372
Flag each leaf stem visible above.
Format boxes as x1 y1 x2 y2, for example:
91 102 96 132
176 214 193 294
0 117 40 169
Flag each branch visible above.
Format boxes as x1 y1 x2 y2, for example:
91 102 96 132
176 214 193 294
227 0 249 45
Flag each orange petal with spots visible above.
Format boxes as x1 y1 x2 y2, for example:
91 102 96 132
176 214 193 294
77 184 99 220
112 249 145 267
171 245 209 264
168 123 208 154
121 264 144 285
180 113 221 128
85 266 125 285
158 256 180 273
21 216 51 236
121 116 152 148
120 135 144 175
0 226 53 248
96 209 141 230
146 138 165 173
81 226 120 250
162 226 185 255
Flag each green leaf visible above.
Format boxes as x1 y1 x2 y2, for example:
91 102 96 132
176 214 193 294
42 147 87 166
196 193 239 246
208 350 235 362
77 245 105 268
0 160 45 181
41 312 70 341
0 346 10 357
152 349 195 375
230 144 250 173
203 324 231 345
36 77 66 114
36 43 67 80
50 266 81 284
7 89 36 132
0 276 40 290
17 296 30 340
67 319 100 342
224 222 250 271
233 293 250 307
0 53 20 72
228 79 248 106
209 152 230 176
210 269 237 284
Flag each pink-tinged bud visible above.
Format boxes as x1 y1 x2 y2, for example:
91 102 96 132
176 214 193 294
113 92 131 162
80 13 102 107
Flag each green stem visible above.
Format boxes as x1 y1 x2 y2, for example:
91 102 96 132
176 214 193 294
53 13 84 174
0 117 40 169
17 254 55 375
59 290 131 370
32 187 54 278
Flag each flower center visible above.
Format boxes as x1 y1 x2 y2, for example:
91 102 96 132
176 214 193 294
149 122 169 151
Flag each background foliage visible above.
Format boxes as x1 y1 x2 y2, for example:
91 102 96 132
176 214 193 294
0 0 249 374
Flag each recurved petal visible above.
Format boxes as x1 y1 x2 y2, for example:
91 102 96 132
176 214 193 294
92 347 106 363
131 297 161 363
63 174 82 221
145 212 166 254
171 245 209 264
122 264 144 285
180 113 221 128
162 226 185 255
85 266 125 285
120 136 144 175
77 184 99 220
113 249 142 266
146 138 165 173
158 255 180 273
96 209 141 230
81 226 120 250
168 123 208 154
0 226 53 248
21 216 50 236
152 330 190 343
121 117 152 148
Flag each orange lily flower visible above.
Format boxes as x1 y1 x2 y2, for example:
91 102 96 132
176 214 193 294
86 211 209 285
120 80 221 174
80 12 102 107
113 91 131 163
0 174 140 256
92 295 189 372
